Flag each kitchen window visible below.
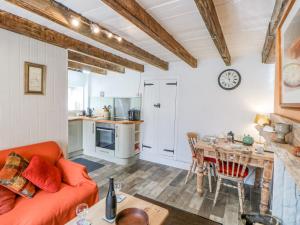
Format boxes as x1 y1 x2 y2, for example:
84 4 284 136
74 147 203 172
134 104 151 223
68 86 84 111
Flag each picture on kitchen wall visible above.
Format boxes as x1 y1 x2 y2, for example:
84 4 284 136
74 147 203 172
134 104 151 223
24 62 46 95
280 1 300 108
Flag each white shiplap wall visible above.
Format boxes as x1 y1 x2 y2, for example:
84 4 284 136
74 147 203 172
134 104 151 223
0 28 68 153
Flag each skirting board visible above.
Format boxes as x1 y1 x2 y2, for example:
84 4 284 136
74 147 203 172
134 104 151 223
139 151 190 170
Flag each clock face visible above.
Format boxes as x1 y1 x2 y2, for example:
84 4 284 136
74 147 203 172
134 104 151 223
218 69 241 90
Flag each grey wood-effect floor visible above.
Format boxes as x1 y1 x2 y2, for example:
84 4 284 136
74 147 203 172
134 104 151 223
77 155 261 225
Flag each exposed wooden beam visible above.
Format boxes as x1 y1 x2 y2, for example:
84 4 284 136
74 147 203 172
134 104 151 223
68 61 107 75
262 0 291 64
101 0 197 68
6 0 168 70
68 51 125 74
0 10 144 72
194 0 231 66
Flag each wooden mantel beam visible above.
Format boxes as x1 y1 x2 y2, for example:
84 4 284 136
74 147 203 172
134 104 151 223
262 0 291 64
68 51 125 74
6 0 168 70
101 0 197 68
0 10 144 72
68 61 107 75
194 0 231 66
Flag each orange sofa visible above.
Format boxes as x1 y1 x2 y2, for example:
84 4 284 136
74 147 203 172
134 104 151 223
0 141 99 225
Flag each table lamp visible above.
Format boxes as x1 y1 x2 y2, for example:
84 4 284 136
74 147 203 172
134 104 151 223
254 114 270 144
254 114 270 126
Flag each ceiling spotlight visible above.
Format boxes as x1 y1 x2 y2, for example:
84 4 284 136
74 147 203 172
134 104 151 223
91 24 100 34
107 32 113 38
71 18 80 27
116 36 122 42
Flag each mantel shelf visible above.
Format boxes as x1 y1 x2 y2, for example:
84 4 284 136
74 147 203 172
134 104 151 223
256 125 300 187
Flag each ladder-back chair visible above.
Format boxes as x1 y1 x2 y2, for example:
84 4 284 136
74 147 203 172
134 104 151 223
185 132 216 192
213 147 252 213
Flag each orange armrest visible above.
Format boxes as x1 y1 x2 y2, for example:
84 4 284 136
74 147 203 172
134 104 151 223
56 158 92 186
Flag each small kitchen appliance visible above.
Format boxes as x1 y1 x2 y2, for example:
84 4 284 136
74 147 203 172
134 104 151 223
128 109 140 121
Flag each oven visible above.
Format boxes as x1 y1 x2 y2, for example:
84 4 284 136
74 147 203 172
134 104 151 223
96 123 115 151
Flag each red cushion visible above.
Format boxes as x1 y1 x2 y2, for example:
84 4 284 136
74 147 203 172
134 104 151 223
204 157 216 163
22 156 62 193
218 161 249 178
0 186 16 215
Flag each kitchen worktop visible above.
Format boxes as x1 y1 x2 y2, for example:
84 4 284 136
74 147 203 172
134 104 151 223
68 116 144 124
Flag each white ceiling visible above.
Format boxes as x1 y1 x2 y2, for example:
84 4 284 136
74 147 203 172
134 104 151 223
1 0 276 66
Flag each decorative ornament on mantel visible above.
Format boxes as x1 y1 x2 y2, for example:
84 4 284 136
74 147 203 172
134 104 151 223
218 69 241 90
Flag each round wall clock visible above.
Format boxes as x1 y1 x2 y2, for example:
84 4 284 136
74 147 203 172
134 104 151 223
218 69 241 90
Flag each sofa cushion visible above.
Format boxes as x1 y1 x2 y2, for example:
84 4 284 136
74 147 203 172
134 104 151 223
0 142 62 168
0 186 16 215
22 156 62 193
0 152 36 198
56 158 91 186
0 182 99 225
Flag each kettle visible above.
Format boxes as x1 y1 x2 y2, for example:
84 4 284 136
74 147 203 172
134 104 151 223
243 135 254 146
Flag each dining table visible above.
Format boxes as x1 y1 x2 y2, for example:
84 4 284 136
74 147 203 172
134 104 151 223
194 139 274 214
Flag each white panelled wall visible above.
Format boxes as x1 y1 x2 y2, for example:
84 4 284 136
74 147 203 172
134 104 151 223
142 54 275 168
0 29 68 153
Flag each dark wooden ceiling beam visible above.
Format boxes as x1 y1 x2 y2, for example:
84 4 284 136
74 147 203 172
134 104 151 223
194 0 231 66
262 0 291 64
6 0 168 70
101 0 197 68
0 10 144 72
68 61 107 75
68 50 125 73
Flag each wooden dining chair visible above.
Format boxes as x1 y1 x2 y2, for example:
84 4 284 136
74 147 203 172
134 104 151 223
213 147 252 213
185 132 216 192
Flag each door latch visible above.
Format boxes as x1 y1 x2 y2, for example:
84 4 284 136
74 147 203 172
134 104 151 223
154 103 161 108
142 144 152 149
163 149 174 153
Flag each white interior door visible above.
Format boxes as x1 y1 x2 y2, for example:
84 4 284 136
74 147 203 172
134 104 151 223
157 80 177 156
142 80 159 153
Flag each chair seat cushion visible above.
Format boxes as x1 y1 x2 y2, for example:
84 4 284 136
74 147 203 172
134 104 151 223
204 157 216 163
0 186 16 215
0 152 36 198
22 156 62 193
218 161 249 178
191 156 217 163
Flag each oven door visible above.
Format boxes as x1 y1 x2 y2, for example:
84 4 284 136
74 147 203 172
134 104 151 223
96 127 115 150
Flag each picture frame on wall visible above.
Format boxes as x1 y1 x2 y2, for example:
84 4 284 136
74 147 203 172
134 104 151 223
24 62 46 95
278 0 300 108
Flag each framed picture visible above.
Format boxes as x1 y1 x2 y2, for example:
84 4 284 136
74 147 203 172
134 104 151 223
24 62 46 95
278 0 300 108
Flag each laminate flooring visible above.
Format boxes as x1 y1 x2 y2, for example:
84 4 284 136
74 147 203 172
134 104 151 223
74 155 261 225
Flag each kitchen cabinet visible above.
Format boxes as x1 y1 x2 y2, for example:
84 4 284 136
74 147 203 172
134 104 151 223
83 120 96 154
115 124 135 159
142 79 177 157
68 120 83 154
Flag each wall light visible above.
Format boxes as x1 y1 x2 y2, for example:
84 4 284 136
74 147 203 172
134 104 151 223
71 18 80 27
90 24 100 34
